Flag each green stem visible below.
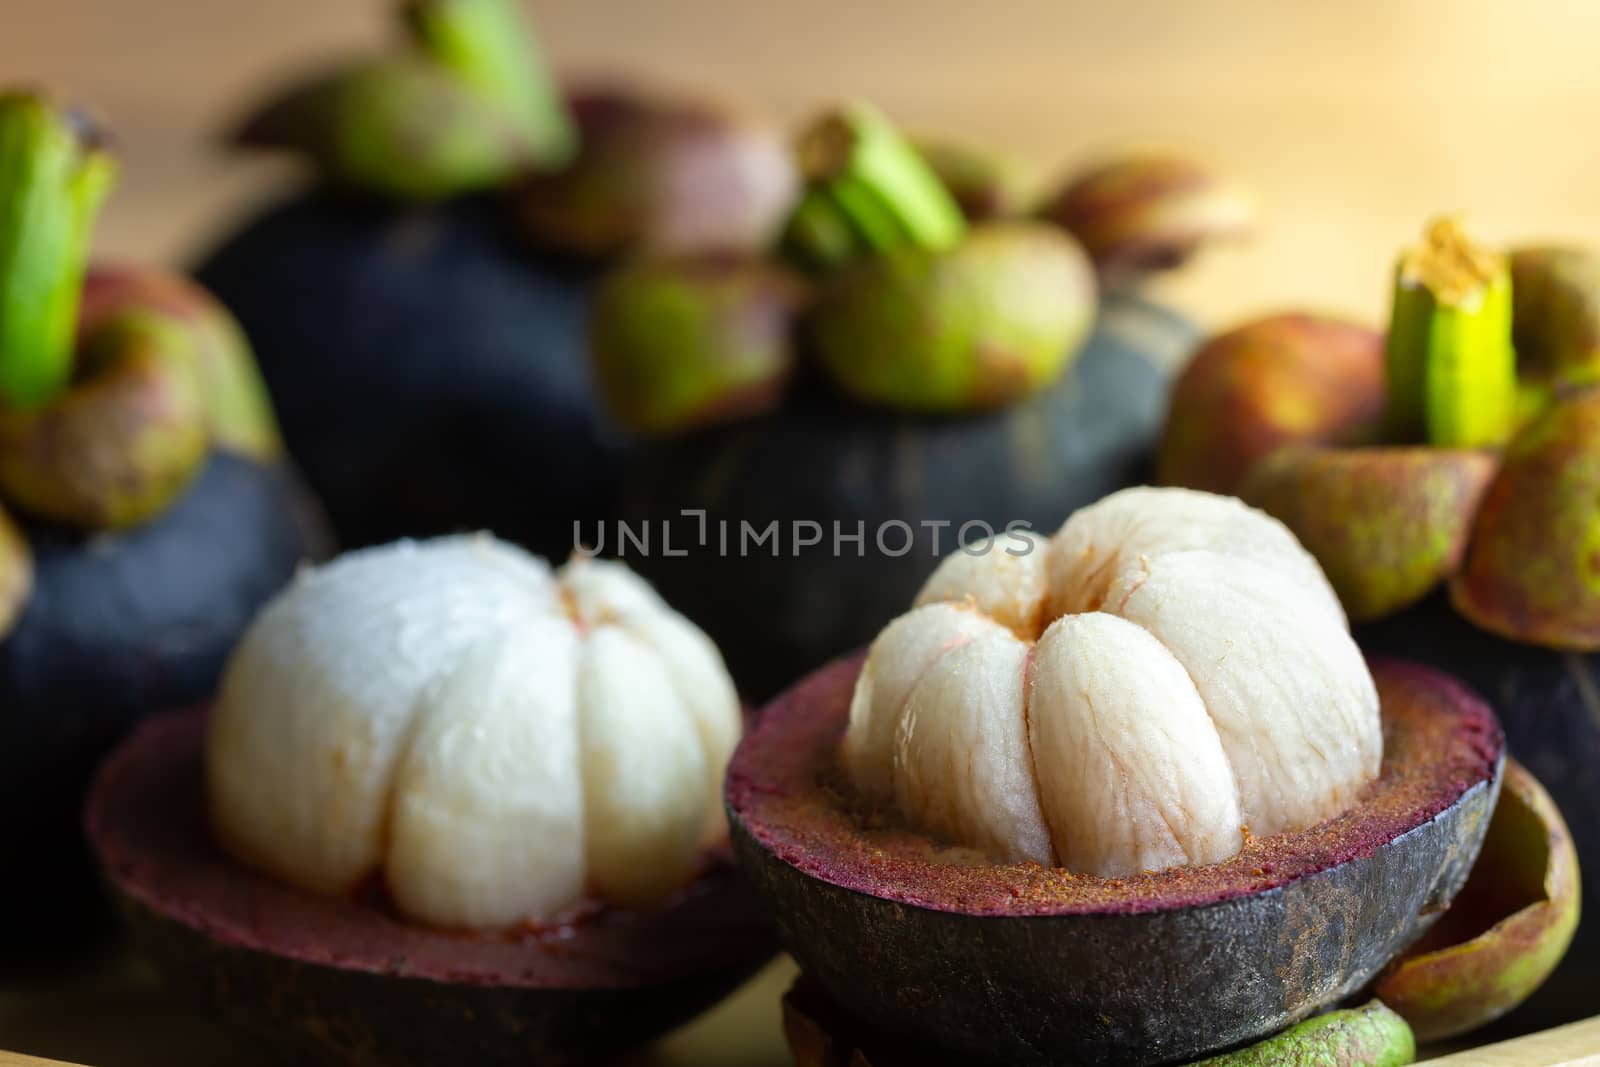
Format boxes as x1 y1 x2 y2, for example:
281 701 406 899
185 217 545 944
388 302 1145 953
403 0 576 168
1384 217 1517 448
0 93 116 410
784 102 966 271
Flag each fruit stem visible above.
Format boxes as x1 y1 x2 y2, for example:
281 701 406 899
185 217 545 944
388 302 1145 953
784 102 966 271
403 0 576 168
1384 216 1517 448
0 92 116 410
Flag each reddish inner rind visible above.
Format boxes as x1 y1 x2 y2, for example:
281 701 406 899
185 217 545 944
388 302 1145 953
88 709 771 989
728 653 1503 917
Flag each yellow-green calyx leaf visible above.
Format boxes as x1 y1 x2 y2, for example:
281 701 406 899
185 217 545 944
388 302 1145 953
809 222 1095 412
80 265 283 461
1384 216 1517 448
402 0 575 169
0 92 117 409
1185 1001 1415 1067
782 102 967 272
590 254 804 436
0 310 207 530
236 0 573 200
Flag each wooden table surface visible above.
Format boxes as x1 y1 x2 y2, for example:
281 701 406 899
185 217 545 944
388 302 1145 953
7 0 1600 333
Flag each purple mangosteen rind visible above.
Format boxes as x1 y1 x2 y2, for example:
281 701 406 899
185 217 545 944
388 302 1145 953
87 709 776 1067
727 653 1503 1067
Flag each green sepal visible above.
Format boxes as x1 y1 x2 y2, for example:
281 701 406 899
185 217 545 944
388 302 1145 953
402 0 575 168
783 102 966 272
1384 217 1517 448
0 92 116 409
1186 1001 1415 1067
235 57 535 201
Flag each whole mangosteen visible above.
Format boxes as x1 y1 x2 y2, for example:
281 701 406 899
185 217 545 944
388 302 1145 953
194 0 798 559
728 488 1576 1065
0 92 326 941
597 105 1230 699
87 537 774 1066
1159 216 1597 1027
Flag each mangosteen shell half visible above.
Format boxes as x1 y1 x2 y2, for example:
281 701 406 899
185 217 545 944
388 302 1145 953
619 294 1188 700
1359 595 1600 1033
728 654 1504 1067
87 709 776 1067
0 453 325 943
193 190 621 561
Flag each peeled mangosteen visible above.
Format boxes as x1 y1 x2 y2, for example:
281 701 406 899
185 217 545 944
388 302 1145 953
1159 217 1600 1020
601 105 1196 698
196 0 797 559
0 92 325 940
727 488 1514 1067
88 537 773 1066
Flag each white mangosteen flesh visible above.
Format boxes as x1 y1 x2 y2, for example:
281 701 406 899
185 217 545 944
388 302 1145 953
207 535 741 930
845 487 1382 877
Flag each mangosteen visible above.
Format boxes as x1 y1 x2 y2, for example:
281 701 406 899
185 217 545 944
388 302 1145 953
87 536 773 1066
0 92 326 941
1158 216 1599 1020
194 0 798 561
727 487 1572 1066
599 104 1203 699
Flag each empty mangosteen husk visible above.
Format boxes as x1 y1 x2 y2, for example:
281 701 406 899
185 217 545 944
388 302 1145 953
1373 757 1579 1043
1358 597 1597 1031
728 653 1503 1067
86 708 776 1067
0 453 326 944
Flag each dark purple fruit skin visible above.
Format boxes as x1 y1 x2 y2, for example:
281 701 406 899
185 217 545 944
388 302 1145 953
194 190 622 562
0 454 325 944
1359 596 1600 1035
729 656 1501 1067
89 711 775 1067
618 295 1188 700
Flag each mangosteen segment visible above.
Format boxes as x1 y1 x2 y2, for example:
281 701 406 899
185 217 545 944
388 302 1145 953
89 710 773 1067
728 655 1503 1067
209 539 742 930
847 488 1380 875
1374 758 1580 1042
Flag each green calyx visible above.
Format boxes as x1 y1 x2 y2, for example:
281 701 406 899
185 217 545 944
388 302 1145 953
0 92 116 410
1384 217 1517 448
590 254 804 436
237 0 572 200
0 308 207 530
783 102 967 272
809 221 1096 412
1186 1001 1415 1067
402 0 575 166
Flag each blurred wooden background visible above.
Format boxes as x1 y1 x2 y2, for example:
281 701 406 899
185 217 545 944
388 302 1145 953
4 0 1600 329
